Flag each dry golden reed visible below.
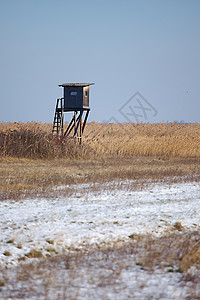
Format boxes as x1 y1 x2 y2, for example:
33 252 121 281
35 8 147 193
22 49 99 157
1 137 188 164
0 122 200 159
85 122 200 158
0 122 90 159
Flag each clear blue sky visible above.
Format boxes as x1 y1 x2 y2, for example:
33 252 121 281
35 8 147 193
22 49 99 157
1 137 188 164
0 0 200 123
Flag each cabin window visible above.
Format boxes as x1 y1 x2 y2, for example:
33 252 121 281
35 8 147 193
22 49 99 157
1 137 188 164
70 91 77 96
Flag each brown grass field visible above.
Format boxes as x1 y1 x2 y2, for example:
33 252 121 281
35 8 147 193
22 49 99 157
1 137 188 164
0 121 200 201
0 122 200 299
1 121 200 159
0 123 200 199
0 122 200 199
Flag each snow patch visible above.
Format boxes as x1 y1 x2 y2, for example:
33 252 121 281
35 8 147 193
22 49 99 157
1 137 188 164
0 180 199 267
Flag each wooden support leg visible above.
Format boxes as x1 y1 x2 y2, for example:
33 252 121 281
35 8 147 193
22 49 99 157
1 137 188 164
74 111 83 137
82 110 90 133
61 99 64 137
61 109 89 143
80 116 82 145
74 111 77 141
64 115 75 137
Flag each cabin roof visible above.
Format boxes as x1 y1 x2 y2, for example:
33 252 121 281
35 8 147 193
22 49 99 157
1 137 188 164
59 83 95 87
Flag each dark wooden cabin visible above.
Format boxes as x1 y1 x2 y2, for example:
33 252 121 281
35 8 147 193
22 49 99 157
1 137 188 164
58 83 94 111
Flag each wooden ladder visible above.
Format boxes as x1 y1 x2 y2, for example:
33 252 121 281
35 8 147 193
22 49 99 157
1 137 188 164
52 98 64 136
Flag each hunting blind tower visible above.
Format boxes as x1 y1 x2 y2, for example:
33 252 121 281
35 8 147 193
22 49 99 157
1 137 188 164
52 83 94 143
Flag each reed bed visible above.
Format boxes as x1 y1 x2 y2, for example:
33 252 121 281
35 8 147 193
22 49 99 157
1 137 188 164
85 122 200 158
0 122 90 159
0 122 200 159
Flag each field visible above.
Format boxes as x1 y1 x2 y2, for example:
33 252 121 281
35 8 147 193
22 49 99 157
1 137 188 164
1 122 200 159
0 122 200 299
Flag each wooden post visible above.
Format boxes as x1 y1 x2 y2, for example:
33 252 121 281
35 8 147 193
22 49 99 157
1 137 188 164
82 109 89 133
80 114 82 145
61 98 64 137
74 111 77 141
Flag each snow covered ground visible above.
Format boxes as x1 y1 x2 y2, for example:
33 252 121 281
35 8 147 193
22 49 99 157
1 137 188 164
0 179 199 268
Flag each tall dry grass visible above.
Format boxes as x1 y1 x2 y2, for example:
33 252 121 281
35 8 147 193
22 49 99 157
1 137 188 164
85 122 200 158
0 122 91 159
0 122 200 159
